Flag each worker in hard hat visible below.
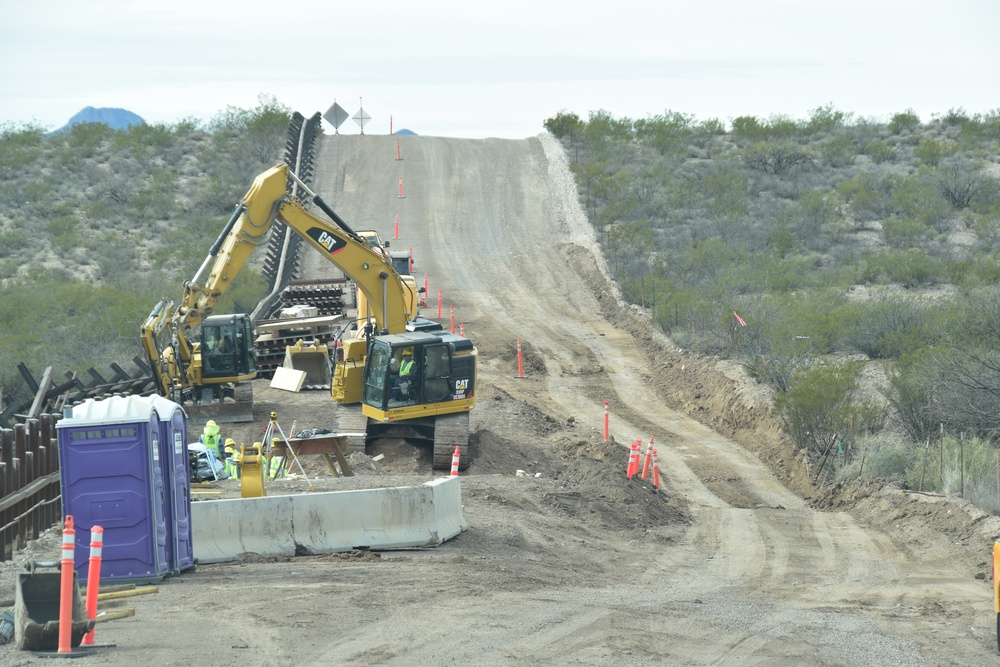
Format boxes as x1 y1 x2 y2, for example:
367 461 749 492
399 348 415 377
198 419 225 467
223 438 240 478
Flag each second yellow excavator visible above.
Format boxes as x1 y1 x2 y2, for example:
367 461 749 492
140 164 476 467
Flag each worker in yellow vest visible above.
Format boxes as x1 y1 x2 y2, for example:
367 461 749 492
223 438 240 478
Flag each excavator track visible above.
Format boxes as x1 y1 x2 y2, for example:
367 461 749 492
432 412 471 471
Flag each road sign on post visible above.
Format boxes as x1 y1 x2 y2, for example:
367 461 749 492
353 103 371 135
323 101 349 134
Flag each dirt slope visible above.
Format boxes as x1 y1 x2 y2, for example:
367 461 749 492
3 133 999 666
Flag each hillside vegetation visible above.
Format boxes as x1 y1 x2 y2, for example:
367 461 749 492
0 97 290 404
3 101 1000 507
544 106 1000 505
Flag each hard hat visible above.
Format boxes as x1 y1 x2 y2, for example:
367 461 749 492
207 420 217 427
225 437 236 446
402 348 412 356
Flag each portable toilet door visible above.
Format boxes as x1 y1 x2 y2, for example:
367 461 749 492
56 395 170 584
146 395 193 574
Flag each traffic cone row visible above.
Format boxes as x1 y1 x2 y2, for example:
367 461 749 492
624 437 661 490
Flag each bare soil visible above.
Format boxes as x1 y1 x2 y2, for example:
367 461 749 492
2 133 1000 665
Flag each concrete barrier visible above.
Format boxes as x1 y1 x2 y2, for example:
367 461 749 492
191 476 468 563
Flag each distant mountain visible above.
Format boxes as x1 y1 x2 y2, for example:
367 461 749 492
50 106 145 135
395 129 417 136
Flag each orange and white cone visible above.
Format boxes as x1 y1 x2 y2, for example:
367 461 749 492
450 446 461 477
641 437 654 480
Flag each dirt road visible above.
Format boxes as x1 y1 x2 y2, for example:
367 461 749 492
3 133 999 665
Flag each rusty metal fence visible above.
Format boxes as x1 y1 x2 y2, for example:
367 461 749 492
0 414 62 562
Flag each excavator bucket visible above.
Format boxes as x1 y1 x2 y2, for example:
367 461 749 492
283 340 332 388
15 570 94 651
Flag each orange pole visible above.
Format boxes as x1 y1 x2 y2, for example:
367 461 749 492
396 137 401 160
81 525 104 646
424 272 429 297
437 290 443 318
627 441 638 479
58 516 76 654
603 401 609 442
409 247 414 273
450 306 455 334
517 339 524 378
652 449 661 490
394 214 399 239
398 177 404 198
450 446 461 476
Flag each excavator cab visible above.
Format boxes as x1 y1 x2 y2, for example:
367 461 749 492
199 314 256 380
361 332 476 418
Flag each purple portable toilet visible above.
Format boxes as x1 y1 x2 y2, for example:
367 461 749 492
56 395 170 584
145 395 194 575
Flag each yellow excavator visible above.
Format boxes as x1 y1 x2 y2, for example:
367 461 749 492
140 164 476 467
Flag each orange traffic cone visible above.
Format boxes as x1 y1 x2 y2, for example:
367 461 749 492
450 446 461 477
641 437 654 480
627 440 639 479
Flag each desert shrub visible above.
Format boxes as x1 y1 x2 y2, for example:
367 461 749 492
859 249 939 287
65 121 115 158
544 111 584 141
774 359 867 482
906 436 999 502
913 138 957 167
837 434 910 482
805 104 850 135
819 136 856 167
740 141 811 175
863 140 897 164
881 215 932 249
890 171 951 231
0 229 31 256
838 170 901 223
841 294 935 359
888 110 921 135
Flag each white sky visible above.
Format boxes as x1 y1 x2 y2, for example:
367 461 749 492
1 0 997 138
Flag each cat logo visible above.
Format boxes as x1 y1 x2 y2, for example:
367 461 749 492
307 228 346 255
455 379 469 392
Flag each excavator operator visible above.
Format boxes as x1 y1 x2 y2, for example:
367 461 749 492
391 348 416 400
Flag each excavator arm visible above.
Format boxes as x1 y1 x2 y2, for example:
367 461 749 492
181 164 412 334
141 163 415 406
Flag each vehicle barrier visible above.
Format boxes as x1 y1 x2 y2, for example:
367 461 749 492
191 476 468 563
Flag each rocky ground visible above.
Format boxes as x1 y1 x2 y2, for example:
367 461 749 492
1 132 999 665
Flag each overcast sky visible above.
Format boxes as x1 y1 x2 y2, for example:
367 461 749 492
2 1 997 139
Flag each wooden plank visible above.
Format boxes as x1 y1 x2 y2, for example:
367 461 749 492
270 367 306 392
27 367 53 420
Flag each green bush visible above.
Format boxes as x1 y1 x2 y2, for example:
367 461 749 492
838 435 910 482
774 359 865 480
882 215 932 249
888 110 921 135
862 140 897 164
